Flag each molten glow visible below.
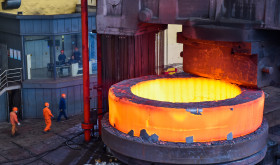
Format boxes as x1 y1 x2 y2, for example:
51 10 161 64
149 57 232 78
109 77 264 142
131 78 241 103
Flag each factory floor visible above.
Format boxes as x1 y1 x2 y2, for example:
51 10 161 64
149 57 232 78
0 86 279 165
0 114 121 165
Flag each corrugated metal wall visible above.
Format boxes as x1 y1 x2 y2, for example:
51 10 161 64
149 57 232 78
0 13 96 35
100 31 165 111
19 14 96 35
22 81 97 118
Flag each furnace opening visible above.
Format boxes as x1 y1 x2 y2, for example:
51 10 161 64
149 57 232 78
131 77 242 103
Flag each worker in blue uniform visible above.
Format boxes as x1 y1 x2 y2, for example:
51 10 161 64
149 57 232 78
73 47 81 62
58 50 66 64
57 93 68 121
68 55 77 64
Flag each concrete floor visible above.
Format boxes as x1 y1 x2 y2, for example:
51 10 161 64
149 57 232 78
0 114 121 165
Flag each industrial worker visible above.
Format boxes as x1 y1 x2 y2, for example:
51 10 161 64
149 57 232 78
73 47 81 62
58 50 66 64
10 107 20 137
68 55 77 64
43 102 54 133
57 93 68 121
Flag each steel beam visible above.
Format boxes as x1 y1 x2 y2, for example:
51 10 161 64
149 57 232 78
81 0 93 142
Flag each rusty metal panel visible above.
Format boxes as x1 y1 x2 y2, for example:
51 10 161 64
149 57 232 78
100 31 162 111
179 36 258 87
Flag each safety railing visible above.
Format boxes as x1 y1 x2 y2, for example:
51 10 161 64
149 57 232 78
0 68 22 95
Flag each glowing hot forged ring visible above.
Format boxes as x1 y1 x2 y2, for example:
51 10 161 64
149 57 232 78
108 74 264 142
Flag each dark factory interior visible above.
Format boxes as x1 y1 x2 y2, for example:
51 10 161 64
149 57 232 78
1 0 280 164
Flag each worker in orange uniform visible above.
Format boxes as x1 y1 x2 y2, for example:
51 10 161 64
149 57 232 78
10 107 20 137
43 102 54 133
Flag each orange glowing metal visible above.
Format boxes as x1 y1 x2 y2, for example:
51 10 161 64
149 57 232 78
131 78 241 103
109 75 264 142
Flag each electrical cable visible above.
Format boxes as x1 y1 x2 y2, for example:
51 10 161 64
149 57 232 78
1 117 111 165
0 131 84 164
23 131 85 165
23 130 112 165
22 152 53 165
65 140 82 150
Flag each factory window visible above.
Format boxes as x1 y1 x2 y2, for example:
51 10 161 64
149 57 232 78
89 32 97 74
24 36 54 79
24 33 97 80
54 33 97 78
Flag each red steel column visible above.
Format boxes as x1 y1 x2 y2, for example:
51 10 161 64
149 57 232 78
81 0 92 142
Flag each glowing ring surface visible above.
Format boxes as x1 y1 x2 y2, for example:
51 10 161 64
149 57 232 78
108 74 264 142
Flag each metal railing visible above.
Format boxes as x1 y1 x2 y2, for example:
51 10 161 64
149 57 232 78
0 68 22 94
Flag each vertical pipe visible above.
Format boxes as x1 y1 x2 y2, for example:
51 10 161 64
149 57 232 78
21 36 26 81
97 34 102 136
52 36 57 80
96 0 103 136
6 91 9 122
81 0 91 142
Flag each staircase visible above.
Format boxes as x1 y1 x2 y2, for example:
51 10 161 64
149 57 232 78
0 68 22 96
